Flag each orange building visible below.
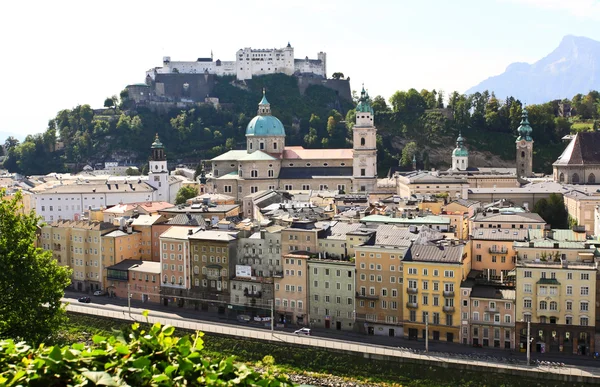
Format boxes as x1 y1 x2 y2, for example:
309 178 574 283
106 259 161 303
101 227 143 289
131 214 167 261
471 228 528 279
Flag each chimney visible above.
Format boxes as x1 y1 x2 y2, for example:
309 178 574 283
127 226 133 234
188 229 194 235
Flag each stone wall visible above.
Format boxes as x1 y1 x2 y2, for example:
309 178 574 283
297 77 352 102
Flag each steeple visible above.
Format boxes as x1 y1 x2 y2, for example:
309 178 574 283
199 163 207 185
356 84 374 114
452 131 468 171
151 133 166 161
516 107 533 142
258 88 271 116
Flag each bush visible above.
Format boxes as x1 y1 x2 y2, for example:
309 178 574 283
0 316 293 387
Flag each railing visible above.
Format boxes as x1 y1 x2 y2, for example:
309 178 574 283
443 291 455 297
244 289 262 298
406 302 418 309
489 247 508 254
484 307 498 313
469 319 513 328
273 271 284 278
442 306 455 313
407 288 418 295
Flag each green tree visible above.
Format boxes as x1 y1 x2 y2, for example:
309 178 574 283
225 137 235 150
533 193 568 229
371 95 390 114
0 190 72 344
400 141 418 166
141 164 149 175
194 163 204 180
125 167 141 176
4 136 19 151
175 185 199 205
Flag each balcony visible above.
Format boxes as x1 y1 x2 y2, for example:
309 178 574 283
356 292 379 300
244 289 262 298
469 319 513 328
407 287 418 295
484 306 498 313
273 271 284 278
442 306 455 313
406 302 418 309
443 290 455 297
489 247 508 254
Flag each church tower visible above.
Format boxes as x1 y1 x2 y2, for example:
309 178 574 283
148 134 170 201
352 86 377 192
516 107 534 178
452 132 469 170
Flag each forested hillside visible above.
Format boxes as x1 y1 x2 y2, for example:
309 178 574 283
3 73 600 177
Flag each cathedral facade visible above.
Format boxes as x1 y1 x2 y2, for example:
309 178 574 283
208 88 377 215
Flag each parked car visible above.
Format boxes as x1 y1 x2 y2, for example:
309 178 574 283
78 297 91 303
237 315 251 323
294 328 311 336
93 290 105 296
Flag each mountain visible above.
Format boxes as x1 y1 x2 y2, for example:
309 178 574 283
466 35 600 103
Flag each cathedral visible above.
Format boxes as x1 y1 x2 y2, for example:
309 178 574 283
208 88 377 214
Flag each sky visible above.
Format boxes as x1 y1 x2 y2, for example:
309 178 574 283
1 0 600 139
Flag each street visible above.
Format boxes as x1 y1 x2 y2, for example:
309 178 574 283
64 291 600 369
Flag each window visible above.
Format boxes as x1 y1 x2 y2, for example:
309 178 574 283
580 302 589 311
539 301 547 310
581 286 589 296
504 315 511 323
408 267 417 275
566 285 573 295
360 168 366 176
523 299 532 309
444 270 454 278
580 317 589 326
523 283 532 293
524 271 532 278
566 301 572 311
567 272 573 280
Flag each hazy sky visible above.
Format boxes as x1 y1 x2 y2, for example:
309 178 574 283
2 0 600 139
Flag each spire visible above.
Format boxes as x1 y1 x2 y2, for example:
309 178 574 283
151 133 164 149
258 89 271 116
356 84 373 114
516 106 533 142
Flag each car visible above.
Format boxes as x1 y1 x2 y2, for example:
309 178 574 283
78 297 91 303
294 328 311 336
93 290 105 296
237 315 251 323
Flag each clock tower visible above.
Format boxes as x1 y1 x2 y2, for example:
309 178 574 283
516 108 534 178
352 86 377 192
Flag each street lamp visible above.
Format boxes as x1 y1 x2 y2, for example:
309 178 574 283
270 299 274 333
425 312 429 353
127 283 132 319
521 319 532 366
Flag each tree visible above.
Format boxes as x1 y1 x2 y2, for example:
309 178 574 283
125 167 141 176
141 164 149 175
331 72 344 80
0 190 71 344
175 185 199 205
4 136 19 151
533 193 568 229
103 95 118 114
400 141 418 166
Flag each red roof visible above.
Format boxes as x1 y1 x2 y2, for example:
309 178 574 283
103 201 173 214
283 146 353 160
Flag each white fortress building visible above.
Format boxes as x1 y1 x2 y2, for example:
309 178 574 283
146 43 326 81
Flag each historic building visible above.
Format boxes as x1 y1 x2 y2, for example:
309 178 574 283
553 132 600 184
451 132 469 171
516 108 534 179
209 88 378 214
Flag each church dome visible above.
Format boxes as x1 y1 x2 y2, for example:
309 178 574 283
245 91 286 137
452 147 468 157
246 115 286 137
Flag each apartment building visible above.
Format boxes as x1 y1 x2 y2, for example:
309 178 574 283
442 199 481 240
471 228 528 278
231 226 284 311
101 227 142 289
514 258 597 356
130 214 167 261
354 226 413 337
402 243 471 343
40 220 117 292
308 259 355 331
469 211 545 235
188 230 238 304
106 259 161 303
460 282 516 349
275 253 309 325
159 226 200 306
317 221 364 259
563 189 600 235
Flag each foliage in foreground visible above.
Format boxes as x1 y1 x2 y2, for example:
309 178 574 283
0 316 293 387
0 189 72 344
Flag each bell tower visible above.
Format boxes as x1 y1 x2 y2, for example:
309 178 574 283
452 132 469 171
148 134 170 201
516 108 534 178
352 86 377 192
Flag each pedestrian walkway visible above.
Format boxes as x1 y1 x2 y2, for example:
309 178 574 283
65 302 600 382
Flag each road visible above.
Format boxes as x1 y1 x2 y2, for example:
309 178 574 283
64 291 600 370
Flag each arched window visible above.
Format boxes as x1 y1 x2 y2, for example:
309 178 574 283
589 173 596 184
572 173 580 184
550 301 558 311
360 138 365 146
521 151 525 158
194 266 199 274
559 173 564 182
539 301 547 310
171 275 175 284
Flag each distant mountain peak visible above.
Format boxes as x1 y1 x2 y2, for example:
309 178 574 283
466 35 600 103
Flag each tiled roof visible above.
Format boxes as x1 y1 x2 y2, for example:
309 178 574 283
47 219 117 231
35 182 155 194
471 211 545 223
553 132 600 165
165 213 208 227
159 226 201 240
404 244 465 263
238 151 277 161
131 214 166 226
282 146 353 160
471 228 529 241
103 229 140 238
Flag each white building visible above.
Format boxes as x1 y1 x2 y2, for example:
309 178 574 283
146 43 326 81
32 135 182 222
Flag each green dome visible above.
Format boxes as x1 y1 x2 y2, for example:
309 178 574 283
516 108 533 142
151 134 164 149
246 115 286 137
452 147 468 157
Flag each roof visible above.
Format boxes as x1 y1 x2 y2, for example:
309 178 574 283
319 221 364 241
129 260 161 274
211 150 249 161
103 229 140 238
452 147 468 157
404 244 466 263
373 225 415 247
471 228 529 241
514 239 596 249
151 134 164 149
239 151 277 161
188 230 237 242
404 171 468 184
471 211 545 223
537 278 560 285
360 214 450 225
107 259 144 271
131 214 165 226
283 146 353 160
160 204 239 214
278 167 353 180
46 219 117 231
446 199 480 209
468 181 565 194
470 285 515 300
527 228 586 241
159 226 201 240
165 213 208 227
553 132 600 166
246 115 286 137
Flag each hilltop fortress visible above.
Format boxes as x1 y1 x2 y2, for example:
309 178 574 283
127 44 350 109
145 43 326 81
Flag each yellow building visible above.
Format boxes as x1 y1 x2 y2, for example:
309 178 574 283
563 190 600 235
469 211 546 236
442 199 480 240
513 239 599 356
354 226 412 337
402 242 471 343
275 253 310 325
101 228 143 290
40 220 117 292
